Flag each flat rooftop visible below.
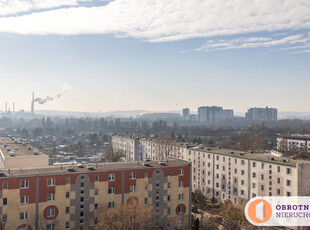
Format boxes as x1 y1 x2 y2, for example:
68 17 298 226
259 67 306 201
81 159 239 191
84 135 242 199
0 136 44 158
189 146 307 167
0 159 190 178
282 136 310 141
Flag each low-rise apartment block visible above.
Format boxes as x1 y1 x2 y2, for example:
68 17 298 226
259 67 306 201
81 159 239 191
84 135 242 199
277 135 310 153
0 159 191 230
0 136 49 169
112 134 310 204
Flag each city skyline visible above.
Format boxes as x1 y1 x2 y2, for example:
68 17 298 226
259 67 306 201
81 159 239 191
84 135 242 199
0 0 309 113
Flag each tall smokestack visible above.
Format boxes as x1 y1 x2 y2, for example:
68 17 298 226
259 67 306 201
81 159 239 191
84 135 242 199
13 102 15 113
5 102 7 113
31 92 34 114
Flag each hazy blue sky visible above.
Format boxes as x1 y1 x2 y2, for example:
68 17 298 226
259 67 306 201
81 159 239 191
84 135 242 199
0 0 309 113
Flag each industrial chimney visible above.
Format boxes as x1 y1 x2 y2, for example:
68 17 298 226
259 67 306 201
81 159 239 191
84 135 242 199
5 102 7 113
13 102 15 113
31 92 34 114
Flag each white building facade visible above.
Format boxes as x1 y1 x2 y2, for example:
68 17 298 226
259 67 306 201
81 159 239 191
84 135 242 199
112 134 310 203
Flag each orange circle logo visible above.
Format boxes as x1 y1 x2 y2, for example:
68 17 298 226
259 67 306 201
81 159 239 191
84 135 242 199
247 199 272 223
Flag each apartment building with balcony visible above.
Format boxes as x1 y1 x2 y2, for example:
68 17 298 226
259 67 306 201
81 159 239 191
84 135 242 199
0 159 191 230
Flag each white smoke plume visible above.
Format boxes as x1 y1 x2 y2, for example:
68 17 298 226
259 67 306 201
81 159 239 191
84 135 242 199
33 83 71 105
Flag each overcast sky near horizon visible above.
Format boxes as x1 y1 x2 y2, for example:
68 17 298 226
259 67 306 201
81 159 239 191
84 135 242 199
0 0 309 113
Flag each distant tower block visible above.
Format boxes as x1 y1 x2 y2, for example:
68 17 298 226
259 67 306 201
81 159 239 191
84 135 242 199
5 102 7 113
13 102 15 113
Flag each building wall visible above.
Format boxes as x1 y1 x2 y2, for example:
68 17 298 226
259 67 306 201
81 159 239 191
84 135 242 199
113 136 304 205
277 137 310 153
111 135 140 161
0 164 190 230
3 155 49 169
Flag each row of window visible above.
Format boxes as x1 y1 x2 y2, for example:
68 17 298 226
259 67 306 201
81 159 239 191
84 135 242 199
2 169 185 191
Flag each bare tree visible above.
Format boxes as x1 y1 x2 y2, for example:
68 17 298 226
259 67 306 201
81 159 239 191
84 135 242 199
95 200 153 230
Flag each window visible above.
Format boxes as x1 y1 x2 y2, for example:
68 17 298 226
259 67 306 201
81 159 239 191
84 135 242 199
241 190 244 195
241 170 245 175
2 214 7 222
95 174 99 182
20 180 29 188
108 201 115 209
2 181 8 190
241 180 244 185
66 192 70 199
261 185 264 191
261 163 264 169
47 193 55 201
80 212 84 217
108 187 115 195
47 208 55 217
144 172 148 178
277 178 280 184
252 172 256 178
287 192 291 196
261 174 264 180
20 212 28 220
65 222 69 229
3 198 7 206
287 168 292 174
130 172 136 179
66 207 70 214
178 206 184 214
287 180 291 186
277 189 281 195
241 160 245 165
81 176 85 180
95 203 98 210
277 166 281 173
168 170 171 176
167 182 171 189
252 162 256 167
144 198 148 204
252 193 256 198
130 185 136 193
47 224 55 230
252 183 256 188
95 189 99 196
20 196 29 204
80 182 85 188
178 169 184 176
108 173 115 181
167 195 170 202
178 181 184 188
66 177 70 185
47 178 55 186
80 197 84 203
178 194 184 201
